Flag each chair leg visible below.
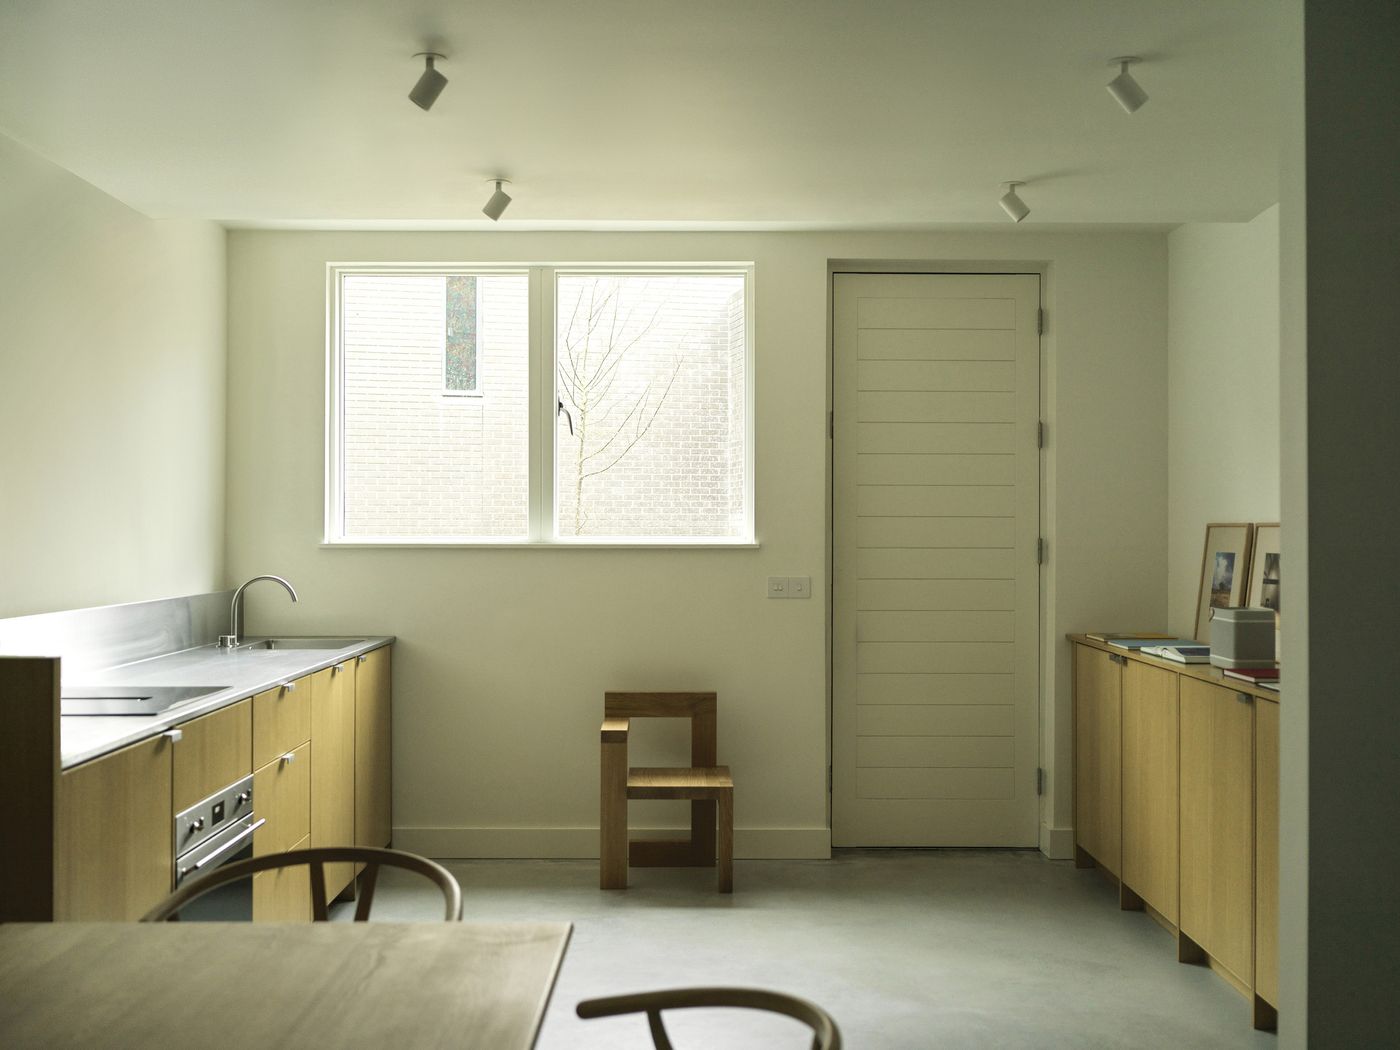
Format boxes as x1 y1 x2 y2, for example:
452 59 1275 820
717 788 733 893
601 739 628 889
689 799 716 866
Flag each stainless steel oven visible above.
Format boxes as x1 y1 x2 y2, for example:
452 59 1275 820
172 774 264 921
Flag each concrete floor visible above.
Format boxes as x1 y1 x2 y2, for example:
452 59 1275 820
347 850 1276 1049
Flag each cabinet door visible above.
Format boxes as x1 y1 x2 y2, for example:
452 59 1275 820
1074 644 1122 875
253 834 312 922
252 677 311 770
1180 677 1254 985
355 647 392 850
56 736 173 920
1255 699 1280 1007
311 661 356 899
173 699 252 813
1121 661 1179 921
253 742 310 857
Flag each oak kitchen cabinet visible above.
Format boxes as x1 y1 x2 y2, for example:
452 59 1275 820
1120 660 1179 922
1068 636 1280 1033
0 642 392 924
311 660 357 901
1073 644 1122 875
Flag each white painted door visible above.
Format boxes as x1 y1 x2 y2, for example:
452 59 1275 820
832 273 1040 846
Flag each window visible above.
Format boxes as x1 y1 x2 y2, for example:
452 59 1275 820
328 265 753 545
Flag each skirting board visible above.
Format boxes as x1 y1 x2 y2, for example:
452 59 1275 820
1040 822 1074 860
395 826 832 860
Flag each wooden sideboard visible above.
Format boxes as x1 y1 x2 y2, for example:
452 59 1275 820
1070 635 1279 1032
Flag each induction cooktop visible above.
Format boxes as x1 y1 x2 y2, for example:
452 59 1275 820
60 685 226 716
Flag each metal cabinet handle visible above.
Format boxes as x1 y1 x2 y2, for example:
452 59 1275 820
281 680 297 693
357 654 367 664
280 751 296 765
163 729 183 743
333 662 346 674
1236 692 1254 705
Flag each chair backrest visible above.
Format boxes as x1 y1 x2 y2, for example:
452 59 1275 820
577 986 840 1050
139 845 463 923
604 692 717 765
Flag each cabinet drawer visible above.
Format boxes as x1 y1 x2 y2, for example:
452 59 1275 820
252 677 311 769
172 700 252 812
253 742 310 857
253 834 312 922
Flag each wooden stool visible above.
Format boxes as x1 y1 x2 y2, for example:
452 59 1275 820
599 692 733 893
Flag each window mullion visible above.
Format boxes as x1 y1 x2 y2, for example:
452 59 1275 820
531 266 557 543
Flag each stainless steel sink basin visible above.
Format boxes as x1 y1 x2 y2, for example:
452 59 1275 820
237 637 366 651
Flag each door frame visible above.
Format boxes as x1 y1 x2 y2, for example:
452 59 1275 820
824 261 1053 851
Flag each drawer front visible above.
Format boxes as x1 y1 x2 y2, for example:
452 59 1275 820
253 834 312 922
253 742 310 857
252 677 311 769
173 700 252 813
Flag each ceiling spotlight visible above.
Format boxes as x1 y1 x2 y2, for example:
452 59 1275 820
998 181 1029 223
1106 56 1148 113
409 52 447 111
482 179 513 221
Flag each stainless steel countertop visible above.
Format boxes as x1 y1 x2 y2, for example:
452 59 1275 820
60 636 394 769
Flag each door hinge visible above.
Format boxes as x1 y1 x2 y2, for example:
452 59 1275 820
828 409 834 439
1037 307 1046 335
1037 537 1046 564
1036 767 1046 796
1037 420 1045 448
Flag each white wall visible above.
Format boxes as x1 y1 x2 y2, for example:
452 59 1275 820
1166 206 1281 639
0 133 226 617
225 228 1168 858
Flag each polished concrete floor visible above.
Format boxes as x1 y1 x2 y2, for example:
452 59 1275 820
350 850 1276 1049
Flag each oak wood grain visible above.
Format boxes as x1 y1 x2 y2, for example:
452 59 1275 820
1254 698 1280 1010
0 921 571 1050
173 699 252 812
626 766 733 799
354 647 392 851
254 742 311 857
56 735 173 921
252 677 311 770
1072 644 1121 876
311 662 356 899
1121 660 1179 923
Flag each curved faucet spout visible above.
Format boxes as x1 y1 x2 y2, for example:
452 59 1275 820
219 575 299 649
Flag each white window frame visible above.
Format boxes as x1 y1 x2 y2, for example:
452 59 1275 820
325 262 756 548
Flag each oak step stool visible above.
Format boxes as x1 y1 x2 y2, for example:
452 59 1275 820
600 692 733 893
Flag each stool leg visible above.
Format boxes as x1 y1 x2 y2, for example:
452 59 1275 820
717 789 733 893
601 739 628 889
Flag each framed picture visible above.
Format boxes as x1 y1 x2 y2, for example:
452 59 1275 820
1247 522 1281 625
1195 522 1255 643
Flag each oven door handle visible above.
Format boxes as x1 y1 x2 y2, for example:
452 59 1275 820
180 817 266 878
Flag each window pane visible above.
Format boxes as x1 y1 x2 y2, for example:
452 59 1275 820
554 273 748 538
341 272 529 538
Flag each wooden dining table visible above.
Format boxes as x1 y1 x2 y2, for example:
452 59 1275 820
0 921 572 1049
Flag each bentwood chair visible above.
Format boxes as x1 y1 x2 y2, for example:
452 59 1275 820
577 987 841 1050
140 845 463 922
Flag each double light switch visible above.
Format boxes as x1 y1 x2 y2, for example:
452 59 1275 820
767 576 812 599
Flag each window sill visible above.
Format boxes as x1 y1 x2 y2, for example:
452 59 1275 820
320 539 761 550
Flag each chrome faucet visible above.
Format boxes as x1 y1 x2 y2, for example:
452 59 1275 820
218 575 299 649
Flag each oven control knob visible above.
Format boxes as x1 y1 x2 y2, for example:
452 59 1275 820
235 791 251 807
187 817 205 835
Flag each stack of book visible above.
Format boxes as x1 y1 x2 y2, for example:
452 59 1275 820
1223 666 1280 691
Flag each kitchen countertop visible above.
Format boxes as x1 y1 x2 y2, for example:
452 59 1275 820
60 636 393 770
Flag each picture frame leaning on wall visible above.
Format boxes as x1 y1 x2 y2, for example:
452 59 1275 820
1195 522 1255 643
1247 522 1282 627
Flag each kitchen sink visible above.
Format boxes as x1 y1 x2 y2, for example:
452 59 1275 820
236 637 366 650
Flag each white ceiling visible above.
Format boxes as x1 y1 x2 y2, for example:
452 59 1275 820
0 0 1282 228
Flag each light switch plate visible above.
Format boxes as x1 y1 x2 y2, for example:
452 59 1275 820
788 576 812 599
767 576 788 598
